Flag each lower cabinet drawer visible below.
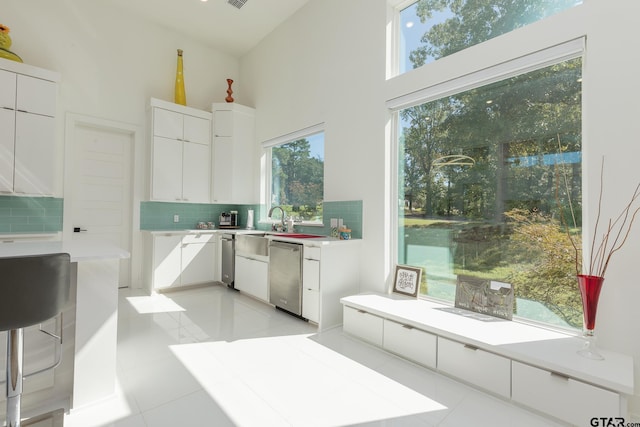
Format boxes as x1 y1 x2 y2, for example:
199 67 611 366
437 337 511 398
383 319 436 369
302 288 319 323
343 306 383 347
512 361 621 426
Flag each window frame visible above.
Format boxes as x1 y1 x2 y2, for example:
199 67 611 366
388 39 585 331
261 123 325 226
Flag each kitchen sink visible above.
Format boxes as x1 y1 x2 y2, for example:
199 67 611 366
235 233 269 256
272 233 324 239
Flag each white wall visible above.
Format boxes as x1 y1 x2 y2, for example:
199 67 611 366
4 1 241 118
242 0 640 416
241 0 392 292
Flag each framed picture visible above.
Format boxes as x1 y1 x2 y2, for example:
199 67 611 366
392 265 422 297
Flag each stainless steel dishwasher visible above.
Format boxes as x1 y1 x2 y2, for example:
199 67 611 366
269 240 304 317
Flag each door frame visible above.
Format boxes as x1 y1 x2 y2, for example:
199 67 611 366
63 112 144 288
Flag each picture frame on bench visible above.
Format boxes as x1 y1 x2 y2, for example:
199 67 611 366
392 264 422 297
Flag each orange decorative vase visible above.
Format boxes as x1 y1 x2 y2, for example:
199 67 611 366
577 274 604 360
225 79 234 103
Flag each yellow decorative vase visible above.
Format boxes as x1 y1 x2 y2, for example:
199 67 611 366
174 49 186 106
0 24 23 63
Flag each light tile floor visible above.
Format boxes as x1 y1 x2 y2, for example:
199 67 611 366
64 284 564 427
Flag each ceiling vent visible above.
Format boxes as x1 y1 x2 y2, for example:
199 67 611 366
227 0 248 9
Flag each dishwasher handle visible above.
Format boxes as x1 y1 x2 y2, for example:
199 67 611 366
269 241 302 252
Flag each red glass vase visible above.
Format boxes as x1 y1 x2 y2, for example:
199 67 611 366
577 274 604 360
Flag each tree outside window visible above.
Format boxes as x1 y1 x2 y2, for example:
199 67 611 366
270 132 324 222
397 1 583 328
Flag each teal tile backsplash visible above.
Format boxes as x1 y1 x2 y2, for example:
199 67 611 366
140 200 363 238
140 201 237 230
0 196 63 233
295 200 363 238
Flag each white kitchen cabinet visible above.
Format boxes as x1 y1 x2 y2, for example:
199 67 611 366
0 108 15 193
302 257 320 322
0 68 16 108
302 248 320 322
150 233 182 290
437 337 511 398
211 103 256 203
14 111 56 195
301 241 360 330
149 98 212 203
0 63 59 196
182 140 210 202
383 319 437 369
16 74 57 116
181 233 216 285
145 231 217 292
235 255 269 302
512 361 621 426
151 137 183 201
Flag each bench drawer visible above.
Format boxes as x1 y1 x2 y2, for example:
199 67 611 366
438 337 511 398
512 361 621 425
343 306 383 347
383 319 436 369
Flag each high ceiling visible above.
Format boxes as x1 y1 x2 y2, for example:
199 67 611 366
109 0 310 57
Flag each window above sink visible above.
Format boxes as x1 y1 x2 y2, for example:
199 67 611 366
261 124 324 225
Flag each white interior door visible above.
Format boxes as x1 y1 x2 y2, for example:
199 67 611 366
70 123 133 287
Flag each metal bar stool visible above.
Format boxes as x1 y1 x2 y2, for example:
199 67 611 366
0 253 70 427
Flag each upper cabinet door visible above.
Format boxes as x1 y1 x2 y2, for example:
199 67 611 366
16 75 56 117
14 112 56 195
153 108 184 140
183 114 210 145
213 110 233 137
182 141 210 203
151 136 183 201
0 108 15 193
0 69 16 110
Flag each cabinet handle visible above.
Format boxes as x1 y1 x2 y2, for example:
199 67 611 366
550 371 570 381
463 344 479 351
357 309 367 314
402 324 414 330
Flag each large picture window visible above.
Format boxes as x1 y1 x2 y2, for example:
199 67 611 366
398 0 582 75
265 128 324 223
396 55 583 329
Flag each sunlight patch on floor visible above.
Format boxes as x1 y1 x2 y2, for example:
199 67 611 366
170 333 447 426
125 294 186 314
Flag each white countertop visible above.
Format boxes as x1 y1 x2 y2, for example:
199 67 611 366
0 240 130 262
144 229 360 245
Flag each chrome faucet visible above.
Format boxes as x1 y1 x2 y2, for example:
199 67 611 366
268 205 286 231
